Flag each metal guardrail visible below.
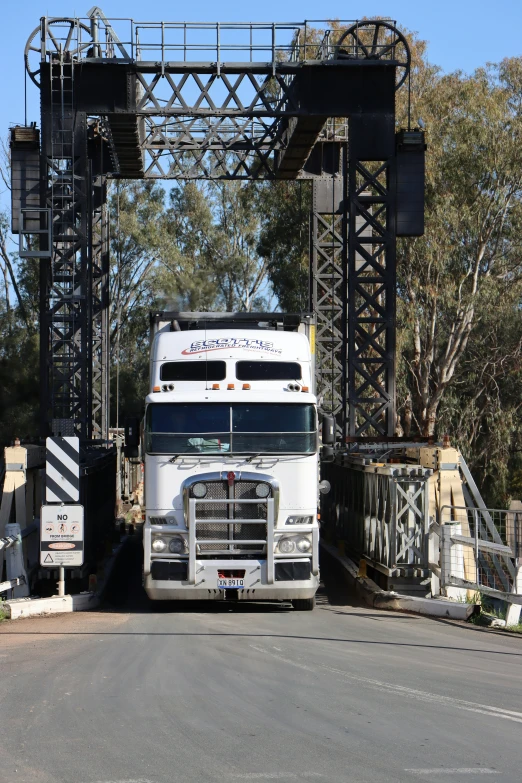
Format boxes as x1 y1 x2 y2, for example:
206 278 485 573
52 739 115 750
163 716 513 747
0 527 40 597
34 16 364 67
440 505 522 605
0 529 24 596
29 14 404 77
0 445 45 599
0 533 19 552
0 522 40 595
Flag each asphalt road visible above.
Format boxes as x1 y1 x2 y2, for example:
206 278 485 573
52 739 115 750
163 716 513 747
1 540 521 783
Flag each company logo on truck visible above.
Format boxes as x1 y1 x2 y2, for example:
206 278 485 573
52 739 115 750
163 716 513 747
182 337 282 355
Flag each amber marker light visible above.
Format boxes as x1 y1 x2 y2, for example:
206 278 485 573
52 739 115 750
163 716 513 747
242 383 251 390
212 384 220 390
301 386 309 392
227 384 235 390
153 386 161 392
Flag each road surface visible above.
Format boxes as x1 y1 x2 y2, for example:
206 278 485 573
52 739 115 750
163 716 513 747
1 541 521 783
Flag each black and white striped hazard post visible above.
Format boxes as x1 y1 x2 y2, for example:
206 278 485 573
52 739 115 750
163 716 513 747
43 437 83 594
45 436 80 503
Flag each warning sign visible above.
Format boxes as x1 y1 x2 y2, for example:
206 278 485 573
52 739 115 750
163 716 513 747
40 505 84 567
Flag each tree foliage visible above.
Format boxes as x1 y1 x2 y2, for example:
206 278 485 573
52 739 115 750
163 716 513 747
107 178 272 422
164 181 271 312
0 210 39 444
397 58 522 439
257 181 311 312
255 34 522 504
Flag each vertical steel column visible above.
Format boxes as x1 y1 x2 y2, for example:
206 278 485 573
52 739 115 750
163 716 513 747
310 163 347 427
40 53 92 440
39 71 52 439
347 115 397 437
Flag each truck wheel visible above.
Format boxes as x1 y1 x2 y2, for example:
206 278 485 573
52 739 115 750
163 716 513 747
292 597 315 611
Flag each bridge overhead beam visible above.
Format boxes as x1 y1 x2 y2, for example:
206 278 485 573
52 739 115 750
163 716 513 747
19 14 423 443
71 60 397 181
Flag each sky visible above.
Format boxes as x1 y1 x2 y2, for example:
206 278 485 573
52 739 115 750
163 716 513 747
0 0 521 210
1 0 521 129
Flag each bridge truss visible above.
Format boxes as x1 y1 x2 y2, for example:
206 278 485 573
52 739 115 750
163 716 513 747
13 9 425 443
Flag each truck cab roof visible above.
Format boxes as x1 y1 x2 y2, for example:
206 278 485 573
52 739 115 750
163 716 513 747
149 314 316 398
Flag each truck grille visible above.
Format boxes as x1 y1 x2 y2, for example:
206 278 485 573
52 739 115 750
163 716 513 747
196 522 267 553
192 479 271 554
195 480 269 522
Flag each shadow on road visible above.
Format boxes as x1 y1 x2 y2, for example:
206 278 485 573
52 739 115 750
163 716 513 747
102 532 364 615
4 537 521 656
103 533 296 615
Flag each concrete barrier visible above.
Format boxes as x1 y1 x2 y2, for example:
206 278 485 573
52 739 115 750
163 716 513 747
321 541 478 620
3 592 100 619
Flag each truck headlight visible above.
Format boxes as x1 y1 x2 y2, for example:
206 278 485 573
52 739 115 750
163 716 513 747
192 482 207 498
168 536 187 554
286 515 313 525
296 537 312 553
152 537 166 552
255 483 270 498
277 538 295 554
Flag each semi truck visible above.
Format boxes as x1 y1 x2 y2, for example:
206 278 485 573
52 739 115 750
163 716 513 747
142 312 332 610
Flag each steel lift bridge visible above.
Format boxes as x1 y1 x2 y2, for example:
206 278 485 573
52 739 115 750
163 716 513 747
11 8 435 591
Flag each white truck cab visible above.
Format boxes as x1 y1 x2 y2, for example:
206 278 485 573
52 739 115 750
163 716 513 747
143 312 320 609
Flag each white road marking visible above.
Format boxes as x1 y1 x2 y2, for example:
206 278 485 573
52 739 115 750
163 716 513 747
229 775 322 780
249 644 522 725
90 779 155 783
405 770 498 776
250 645 312 672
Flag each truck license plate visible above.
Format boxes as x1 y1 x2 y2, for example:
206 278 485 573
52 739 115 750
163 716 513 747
217 578 244 589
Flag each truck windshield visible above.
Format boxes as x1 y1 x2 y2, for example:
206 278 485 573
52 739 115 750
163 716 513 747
145 403 316 455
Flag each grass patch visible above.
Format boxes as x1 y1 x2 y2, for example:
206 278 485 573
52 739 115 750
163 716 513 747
465 590 522 633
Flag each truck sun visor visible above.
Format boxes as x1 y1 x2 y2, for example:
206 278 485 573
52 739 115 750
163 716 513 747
160 361 226 381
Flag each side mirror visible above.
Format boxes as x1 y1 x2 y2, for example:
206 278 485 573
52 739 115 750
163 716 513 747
321 415 335 445
319 479 331 494
320 445 334 462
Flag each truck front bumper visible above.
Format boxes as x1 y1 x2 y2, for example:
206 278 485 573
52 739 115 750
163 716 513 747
144 557 319 601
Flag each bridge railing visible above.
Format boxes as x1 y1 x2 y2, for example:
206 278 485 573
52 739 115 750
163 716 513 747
439 505 522 602
0 444 45 598
321 459 431 583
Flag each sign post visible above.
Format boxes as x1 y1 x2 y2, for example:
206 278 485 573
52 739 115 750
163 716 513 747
42 436 82 596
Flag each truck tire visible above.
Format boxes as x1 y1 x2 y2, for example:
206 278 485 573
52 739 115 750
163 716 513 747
292 597 315 611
